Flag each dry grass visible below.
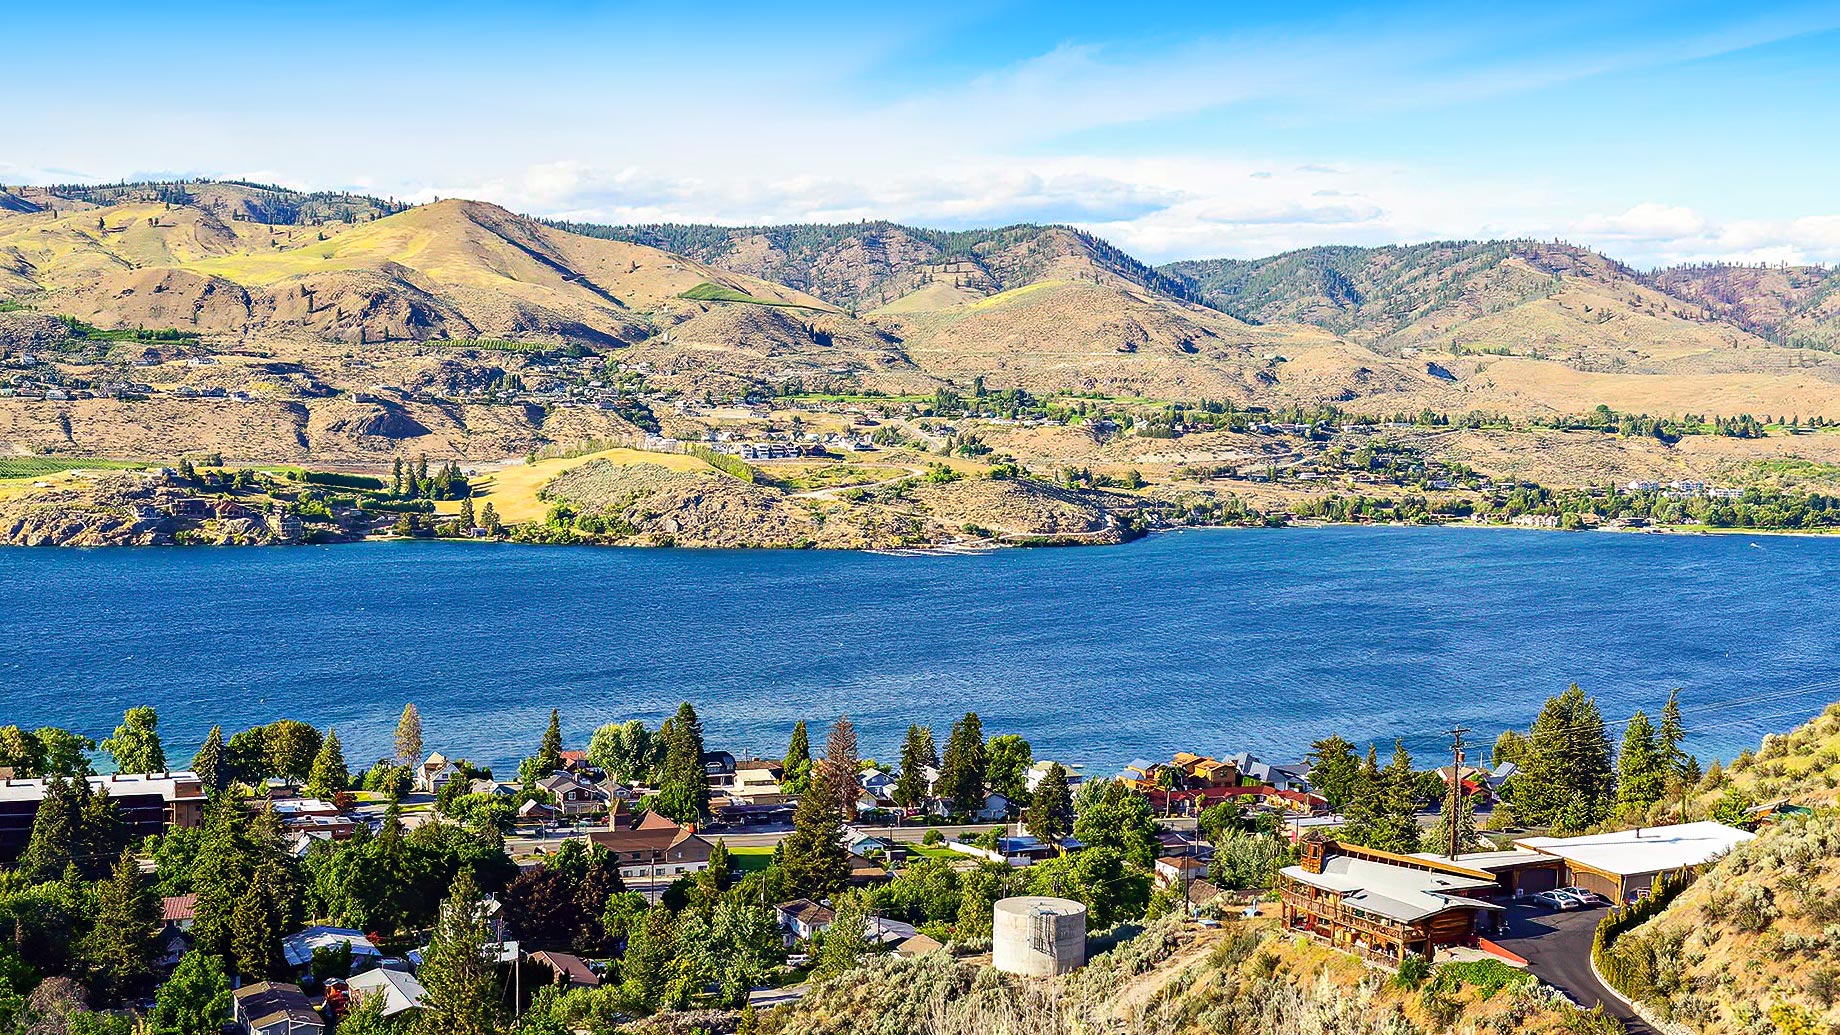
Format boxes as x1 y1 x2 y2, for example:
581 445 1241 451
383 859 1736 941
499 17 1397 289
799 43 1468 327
456 447 712 524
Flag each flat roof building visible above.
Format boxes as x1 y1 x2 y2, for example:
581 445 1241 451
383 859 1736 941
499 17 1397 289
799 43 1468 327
0 772 205 861
1514 821 1754 901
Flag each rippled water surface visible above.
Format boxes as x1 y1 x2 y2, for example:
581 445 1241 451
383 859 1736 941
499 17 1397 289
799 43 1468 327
3 528 1835 771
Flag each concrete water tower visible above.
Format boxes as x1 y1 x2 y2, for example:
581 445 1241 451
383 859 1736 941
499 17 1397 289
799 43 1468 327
992 896 1086 976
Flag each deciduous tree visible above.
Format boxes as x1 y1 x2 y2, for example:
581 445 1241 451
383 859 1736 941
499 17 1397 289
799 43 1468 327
99 706 165 775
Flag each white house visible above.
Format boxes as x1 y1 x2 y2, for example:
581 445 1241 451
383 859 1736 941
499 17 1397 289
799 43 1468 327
417 753 457 795
345 968 428 1017
281 926 382 974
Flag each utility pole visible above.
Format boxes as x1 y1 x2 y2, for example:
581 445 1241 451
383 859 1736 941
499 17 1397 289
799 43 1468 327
1446 726 1469 861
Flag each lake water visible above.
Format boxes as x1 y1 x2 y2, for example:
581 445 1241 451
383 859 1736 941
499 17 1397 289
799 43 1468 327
2 528 1836 775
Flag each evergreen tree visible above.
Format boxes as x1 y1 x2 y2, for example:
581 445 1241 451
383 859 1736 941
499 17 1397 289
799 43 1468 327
416 869 497 1035
230 857 294 979
532 708 564 778
192 726 227 796
480 501 500 534
1024 762 1074 844
1516 684 1615 828
780 735 850 899
938 712 988 817
813 891 872 978
78 848 158 1000
395 703 424 767
1617 711 1667 813
307 729 349 800
893 725 935 808
706 839 733 892
1659 688 1687 774
99 706 165 775
147 952 230 1035
782 721 812 796
653 707 709 824
1423 793 1480 857
458 496 476 528
1306 735 1362 812
21 776 122 883
822 716 859 817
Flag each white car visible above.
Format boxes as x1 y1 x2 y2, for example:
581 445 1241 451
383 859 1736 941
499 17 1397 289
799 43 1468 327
1555 886 1609 907
1533 890 1586 911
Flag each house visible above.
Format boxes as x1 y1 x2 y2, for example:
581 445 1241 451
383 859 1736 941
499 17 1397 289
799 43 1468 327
280 926 382 975
161 893 197 933
1120 759 1162 789
518 800 559 823
947 835 1073 867
1514 821 1755 902
1278 838 1503 964
702 751 739 790
730 762 784 801
1223 753 1311 793
1185 879 1226 911
929 792 1010 821
530 950 601 989
586 808 715 879
1407 847 1565 900
863 915 918 946
538 772 610 817
0 771 206 862
233 982 324 1035
1024 760 1083 794
344 968 427 1017
417 753 457 795
775 898 835 944
1155 855 1210 888
858 769 898 801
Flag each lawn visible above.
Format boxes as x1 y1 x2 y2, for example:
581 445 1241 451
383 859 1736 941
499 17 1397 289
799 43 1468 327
445 447 714 524
725 845 776 873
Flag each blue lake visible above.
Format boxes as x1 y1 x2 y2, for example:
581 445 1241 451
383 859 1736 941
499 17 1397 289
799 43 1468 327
2 527 1835 774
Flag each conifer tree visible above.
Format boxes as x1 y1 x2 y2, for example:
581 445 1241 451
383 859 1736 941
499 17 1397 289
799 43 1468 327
80 848 159 1000
893 725 936 808
1618 711 1667 813
1423 792 1480 857
1516 684 1615 828
308 729 350 799
192 726 227 795
416 869 497 1035
480 501 500 534
459 496 476 528
395 703 424 766
822 716 859 817
653 705 709 823
533 708 564 777
1024 762 1074 844
780 723 851 898
782 722 812 796
1306 735 1362 812
1659 688 1687 774
938 712 988 817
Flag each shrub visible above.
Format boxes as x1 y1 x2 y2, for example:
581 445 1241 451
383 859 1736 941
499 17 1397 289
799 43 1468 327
1392 952 1430 989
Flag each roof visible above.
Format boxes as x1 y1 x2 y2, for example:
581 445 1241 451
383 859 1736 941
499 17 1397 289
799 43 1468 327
1157 855 1208 872
281 926 381 968
162 893 197 922
0 771 204 803
346 968 428 1016
1280 855 1501 924
1516 822 1755 877
776 898 836 927
1408 847 1556 872
896 933 944 957
530 950 601 987
234 982 321 1029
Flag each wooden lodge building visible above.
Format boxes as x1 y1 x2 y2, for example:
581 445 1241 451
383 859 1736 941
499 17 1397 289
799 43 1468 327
1279 837 1505 964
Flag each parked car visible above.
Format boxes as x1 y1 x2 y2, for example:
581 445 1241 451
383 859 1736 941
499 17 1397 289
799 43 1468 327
1555 886 1610 907
1533 890 1587 911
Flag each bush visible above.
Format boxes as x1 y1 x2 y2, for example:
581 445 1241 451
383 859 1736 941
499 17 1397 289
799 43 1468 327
304 471 386 491
1393 952 1430 989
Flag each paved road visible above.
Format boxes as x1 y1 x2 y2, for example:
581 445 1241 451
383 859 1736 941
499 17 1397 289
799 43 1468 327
1493 902 1656 1035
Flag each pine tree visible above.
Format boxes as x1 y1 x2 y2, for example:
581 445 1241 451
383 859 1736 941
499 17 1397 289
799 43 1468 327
308 729 350 799
416 869 498 1035
780 733 850 899
822 716 859 817
100 705 166 775
893 725 935 808
1515 684 1614 828
480 501 500 534
533 708 564 777
459 496 476 528
1659 688 1687 774
653 706 709 823
79 848 159 1000
1024 762 1074 844
1306 735 1362 812
1617 711 1667 813
938 712 988 817
1424 793 1480 857
192 726 226 795
230 858 292 979
395 703 424 767
783 722 812 796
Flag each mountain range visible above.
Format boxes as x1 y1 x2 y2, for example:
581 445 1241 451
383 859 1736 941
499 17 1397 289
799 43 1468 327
5 178 1840 418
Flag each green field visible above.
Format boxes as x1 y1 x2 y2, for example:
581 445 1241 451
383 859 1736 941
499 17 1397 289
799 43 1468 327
679 282 820 309
0 457 150 480
725 845 775 872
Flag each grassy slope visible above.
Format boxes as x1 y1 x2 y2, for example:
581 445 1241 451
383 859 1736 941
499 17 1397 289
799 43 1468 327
450 447 712 524
1600 703 1840 1034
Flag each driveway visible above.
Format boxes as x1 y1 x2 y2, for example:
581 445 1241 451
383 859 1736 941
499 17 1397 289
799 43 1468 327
1492 902 1656 1035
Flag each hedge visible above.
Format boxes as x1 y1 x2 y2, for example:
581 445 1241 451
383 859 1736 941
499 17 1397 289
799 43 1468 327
304 471 386 491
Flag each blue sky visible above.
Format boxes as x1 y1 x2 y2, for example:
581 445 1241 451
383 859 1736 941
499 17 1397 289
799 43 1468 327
5 0 1839 266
